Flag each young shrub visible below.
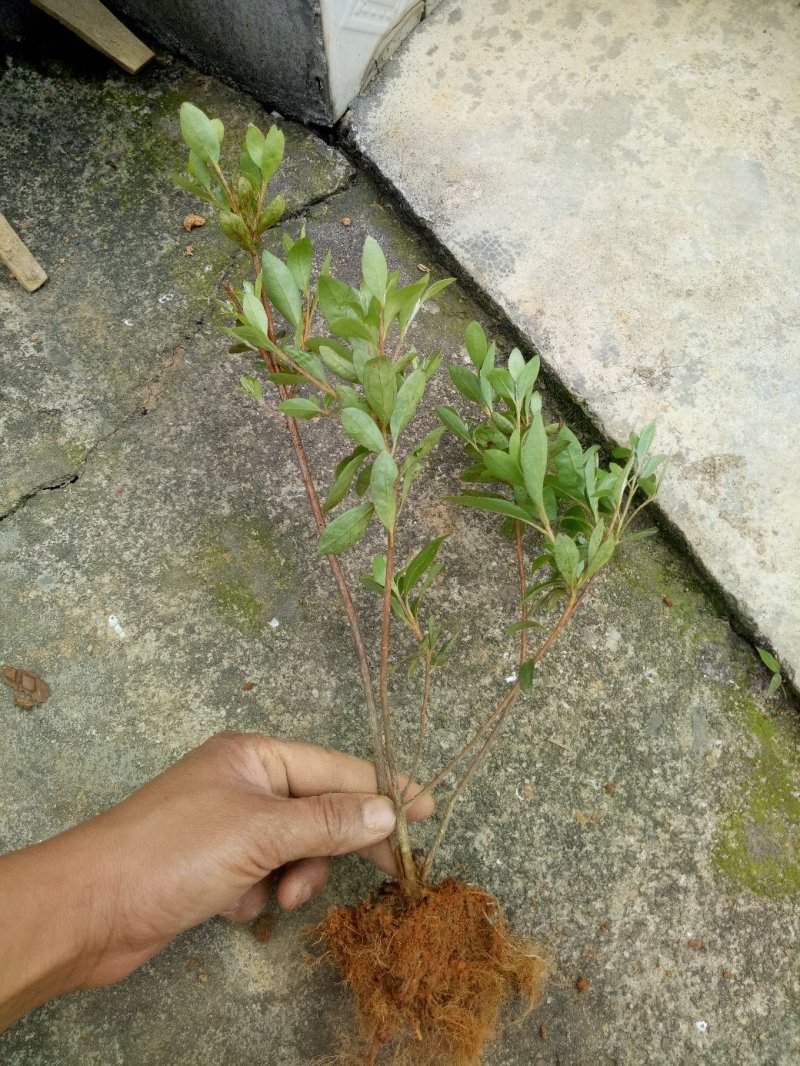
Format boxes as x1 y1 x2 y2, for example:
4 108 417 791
176 104 665 1064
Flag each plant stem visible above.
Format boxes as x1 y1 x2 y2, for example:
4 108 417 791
382 528 418 885
228 278 390 795
514 520 529 664
406 577 595 818
402 652 432 800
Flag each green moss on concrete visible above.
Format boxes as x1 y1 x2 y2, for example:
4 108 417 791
714 691 800 897
208 576 264 632
195 517 298 636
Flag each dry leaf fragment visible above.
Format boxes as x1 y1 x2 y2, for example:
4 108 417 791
688 938 706 950
184 245 194 256
3 666 50 710
575 976 589 992
341 216 352 227
183 214 207 232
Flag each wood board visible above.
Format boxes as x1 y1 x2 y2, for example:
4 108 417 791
31 0 155 74
0 214 48 292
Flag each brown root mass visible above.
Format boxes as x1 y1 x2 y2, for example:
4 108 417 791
316 877 548 1065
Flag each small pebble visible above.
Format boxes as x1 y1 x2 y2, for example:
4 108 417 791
243 681 254 691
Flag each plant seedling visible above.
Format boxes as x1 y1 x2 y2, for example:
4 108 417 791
176 102 666 1065
757 646 783 696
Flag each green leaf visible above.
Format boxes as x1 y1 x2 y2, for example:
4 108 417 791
318 503 374 555
390 369 426 441
768 672 782 694
286 236 313 292
385 277 426 332
319 345 359 383
504 620 544 636
355 460 374 496
757 647 780 674
219 210 252 251
370 450 398 530
260 125 285 183
521 413 548 523
640 453 668 480
318 275 359 324
336 384 371 414
449 365 485 407
238 375 263 402
323 449 366 513
239 148 262 192
245 123 266 167
587 518 605 562
403 426 445 469
585 535 616 580
261 250 302 326
187 150 212 188
519 659 535 694
636 420 656 466
508 347 525 381
436 405 472 442
257 194 285 234
622 527 657 543
553 534 580 587
285 347 327 386
329 317 375 343
278 397 322 420
363 357 397 424
517 356 540 400
341 408 386 453
172 172 213 201
464 321 488 369
445 494 533 524
403 536 447 592
242 285 271 346
179 102 220 162
483 449 523 486
362 235 388 302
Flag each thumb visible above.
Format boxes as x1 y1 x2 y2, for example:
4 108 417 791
263 792 397 867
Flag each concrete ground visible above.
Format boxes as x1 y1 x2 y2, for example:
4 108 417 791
348 0 800 689
1 28 799 1066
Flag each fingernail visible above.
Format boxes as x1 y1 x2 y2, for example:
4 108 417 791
293 885 312 908
363 796 396 833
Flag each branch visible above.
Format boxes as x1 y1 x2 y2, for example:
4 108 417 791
381 527 417 883
228 279 390 793
402 651 432 800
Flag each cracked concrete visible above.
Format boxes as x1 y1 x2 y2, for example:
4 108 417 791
1 26 800 1066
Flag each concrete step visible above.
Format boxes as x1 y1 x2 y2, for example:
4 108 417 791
349 0 800 688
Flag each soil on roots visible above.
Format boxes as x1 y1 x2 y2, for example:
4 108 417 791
316 877 548 1065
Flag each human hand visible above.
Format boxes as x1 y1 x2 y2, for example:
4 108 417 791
0 732 433 1030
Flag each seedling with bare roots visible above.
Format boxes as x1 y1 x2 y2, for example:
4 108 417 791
176 103 666 1065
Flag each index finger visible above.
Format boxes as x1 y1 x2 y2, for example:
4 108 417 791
253 735 434 821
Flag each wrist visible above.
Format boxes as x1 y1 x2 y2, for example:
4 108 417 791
0 824 116 1032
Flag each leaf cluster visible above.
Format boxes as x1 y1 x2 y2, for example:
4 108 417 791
437 322 666 620
176 102 287 253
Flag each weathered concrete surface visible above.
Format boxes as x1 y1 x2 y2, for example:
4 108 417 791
0 35 352 516
2 45 800 1066
348 0 800 688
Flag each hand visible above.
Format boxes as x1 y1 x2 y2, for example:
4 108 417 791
0 732 433 1031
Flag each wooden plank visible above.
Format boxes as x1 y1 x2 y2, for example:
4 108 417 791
31 0 155 74
0 215 48 293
